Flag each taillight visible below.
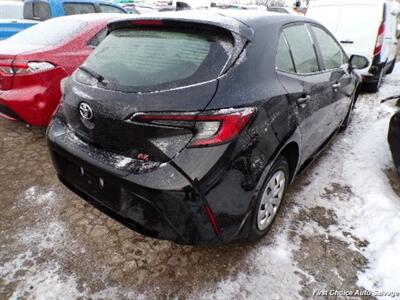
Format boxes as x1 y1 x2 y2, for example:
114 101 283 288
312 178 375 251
191 108 255 147
374 23 385 56
0 60 55 75
132 107 256 147
0 59 14 74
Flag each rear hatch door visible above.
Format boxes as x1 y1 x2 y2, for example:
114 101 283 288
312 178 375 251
62 16 251 165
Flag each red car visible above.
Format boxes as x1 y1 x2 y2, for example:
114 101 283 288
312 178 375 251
0 13 123 126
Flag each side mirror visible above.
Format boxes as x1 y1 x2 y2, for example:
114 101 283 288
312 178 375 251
349 55 369 70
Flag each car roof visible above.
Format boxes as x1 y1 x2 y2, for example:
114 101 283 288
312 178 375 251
108 9 309 40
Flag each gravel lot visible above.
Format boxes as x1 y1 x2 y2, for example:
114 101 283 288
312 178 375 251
1 64 400 299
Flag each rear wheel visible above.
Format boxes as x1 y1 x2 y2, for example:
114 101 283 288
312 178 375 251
248 156 289 242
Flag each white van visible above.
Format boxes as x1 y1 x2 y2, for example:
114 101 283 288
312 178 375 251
306 0 400 92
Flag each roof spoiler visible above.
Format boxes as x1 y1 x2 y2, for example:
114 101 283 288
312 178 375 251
107 13 255 41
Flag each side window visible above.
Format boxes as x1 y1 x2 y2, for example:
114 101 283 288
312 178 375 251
99 4 125 13
32 2 51 20
23 3 34 19
276 34 295 73
311 26 346 70
283 24 320 74
89 30 107 47
63 3 96 15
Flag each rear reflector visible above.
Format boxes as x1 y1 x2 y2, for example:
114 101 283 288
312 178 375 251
132 107 256 147
204 204 222 236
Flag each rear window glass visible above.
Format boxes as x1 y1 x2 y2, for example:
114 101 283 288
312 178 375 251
0 3 23 19
311 26 346 70
7 18 86 46
82 28 233 92
32 2 52 20
64 3 96 15
276 34 295 73
283 25 320 74
99 4 126 13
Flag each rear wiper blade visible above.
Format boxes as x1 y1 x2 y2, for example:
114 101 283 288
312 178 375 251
79 66 106 84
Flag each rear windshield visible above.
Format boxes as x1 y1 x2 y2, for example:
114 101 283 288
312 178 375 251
63 3 96 15
0 3 23 19
82 28 233 92
6 18 86 46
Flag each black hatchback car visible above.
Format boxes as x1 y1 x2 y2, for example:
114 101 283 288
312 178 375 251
47 11 368 245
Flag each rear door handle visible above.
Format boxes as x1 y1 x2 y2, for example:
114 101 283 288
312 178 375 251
340 40 354 44
297 95 311 105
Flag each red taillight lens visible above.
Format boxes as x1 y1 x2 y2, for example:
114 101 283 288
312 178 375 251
374 23 385 56
131 20 164 26
191 108 255 147
0 59 15 90
132 108 256 147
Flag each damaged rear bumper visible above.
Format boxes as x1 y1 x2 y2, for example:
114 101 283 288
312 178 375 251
47 117 247 245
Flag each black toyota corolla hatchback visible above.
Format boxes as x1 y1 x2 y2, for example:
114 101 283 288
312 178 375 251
47 10 368 245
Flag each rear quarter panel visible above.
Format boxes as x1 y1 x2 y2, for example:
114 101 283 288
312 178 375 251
201 21 301 240
207 20 301 173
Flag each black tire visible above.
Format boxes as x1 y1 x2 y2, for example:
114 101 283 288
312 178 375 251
386 57 397 75
248 156 289 242
388 111 400 172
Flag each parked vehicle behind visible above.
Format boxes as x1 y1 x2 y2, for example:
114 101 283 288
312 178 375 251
0 1 38 40
306 0 400 92
0 14 124 126
121 3 157 14
47 11 367 245
384 93 400 172
23 0 127 21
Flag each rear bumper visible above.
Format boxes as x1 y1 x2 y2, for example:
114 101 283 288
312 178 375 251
47 117 255 245
361 61 386 84
0 86 55 126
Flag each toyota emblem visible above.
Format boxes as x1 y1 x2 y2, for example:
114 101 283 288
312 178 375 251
79 102 93 120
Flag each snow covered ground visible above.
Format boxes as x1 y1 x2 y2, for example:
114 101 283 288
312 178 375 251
0 64 400 299
339 65 400 296
286 63 400 298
